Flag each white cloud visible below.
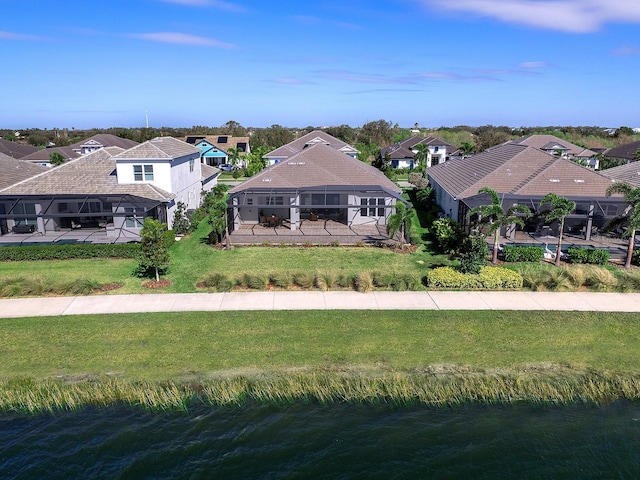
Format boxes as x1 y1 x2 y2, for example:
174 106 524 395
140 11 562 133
158 0 245 12
612 46 640 55
130 32 237 48
420 0 640 33
0 30 46 41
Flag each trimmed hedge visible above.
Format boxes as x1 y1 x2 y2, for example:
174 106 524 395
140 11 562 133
502 245 544 263
426 266 523 290
568 247 610 265
0 243 140 261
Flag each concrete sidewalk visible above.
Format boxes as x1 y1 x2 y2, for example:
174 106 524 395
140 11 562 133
2 291 640 318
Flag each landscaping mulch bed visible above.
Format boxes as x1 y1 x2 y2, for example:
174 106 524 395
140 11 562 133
97 283 124 292
142 279 172 289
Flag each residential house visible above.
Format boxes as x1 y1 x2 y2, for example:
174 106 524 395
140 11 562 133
602 140 640 164
599 161 640 187
0 154 47 234
427 143 623 240
227 143 404 235
20 133 140 167
0 137 216 241
511 134 599 168
263 130 359 166
183 134 251 167
380 135 457 169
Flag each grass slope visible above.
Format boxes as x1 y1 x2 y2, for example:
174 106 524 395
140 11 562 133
1 310 638 382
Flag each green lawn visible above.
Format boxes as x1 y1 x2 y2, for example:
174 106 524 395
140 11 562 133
0 219 453 294
1 310 638 382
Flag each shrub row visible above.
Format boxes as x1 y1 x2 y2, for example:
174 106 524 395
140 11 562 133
0 277 121 297
199 270 425 293
0 243 140 261
568 247 610 265
502 245 544 262
425 266 523 290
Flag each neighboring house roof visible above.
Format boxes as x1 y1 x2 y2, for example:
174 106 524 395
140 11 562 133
0 138 39 159
71 134 139 152
201 164 220 182
599 162 640 187
381 135 456 159
264 130 359 159
230 143 400 194
0 146 174 202
428 143 615 200
20 145 80 163
183 135 250 154
511 134 596 158
604 140 640 161
113 136 200 160
0 153 47 190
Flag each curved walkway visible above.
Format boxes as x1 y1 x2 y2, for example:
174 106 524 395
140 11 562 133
2 291 640 318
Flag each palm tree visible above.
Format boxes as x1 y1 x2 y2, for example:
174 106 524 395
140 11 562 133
468 187 531 264
606 182 640 268
226 147 241 167
413 143 430 171
539 193 576 267
386 202 414 248
459 142 476 158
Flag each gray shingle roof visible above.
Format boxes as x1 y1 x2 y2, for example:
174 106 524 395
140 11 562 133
381 135 456 159
201 164 220 181
183 135 250 154
428 143 615 199
72 133 139 151
0 154 48 190
0 146 174 201
230 143 400 194
0 139 39 159
264 130 359 159
604 140 640 161
511 134 596 157
114 137 200 160
21 145 81 162
599 162 640 187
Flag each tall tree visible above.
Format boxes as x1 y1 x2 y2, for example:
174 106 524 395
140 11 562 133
359 119 393 147
459 142 476 158
469 187 531 264
539 193 576 267
139 218 170 282
226 147 241 167
606 182 640 268
413 143 430 171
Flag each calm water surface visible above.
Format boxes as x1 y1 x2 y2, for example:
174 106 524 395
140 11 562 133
2 402 640 479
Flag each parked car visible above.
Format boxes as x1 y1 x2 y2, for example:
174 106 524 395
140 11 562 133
219 164 234 171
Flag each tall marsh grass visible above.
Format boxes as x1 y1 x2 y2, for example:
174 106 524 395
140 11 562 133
3 368 640 414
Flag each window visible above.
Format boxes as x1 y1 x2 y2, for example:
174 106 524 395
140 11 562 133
133 165 154 181
266 196 284 206
360 198 385 217
246 198 253 206
13 202 37 225
124 207 144 228
189 159 195 172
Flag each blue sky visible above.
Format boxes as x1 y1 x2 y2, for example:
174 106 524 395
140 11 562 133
2 0 639 129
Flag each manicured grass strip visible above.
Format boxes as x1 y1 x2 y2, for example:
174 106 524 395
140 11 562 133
1 310 639 382
2 370 640 414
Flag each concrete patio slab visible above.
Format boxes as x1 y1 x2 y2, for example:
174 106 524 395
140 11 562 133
219 292 275 310
428 291 492 310
374 291 439 310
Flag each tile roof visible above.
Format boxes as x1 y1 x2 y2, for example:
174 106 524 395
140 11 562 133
381 135 456 159
183 135 250 153
0 138 39 159
114 136 200 160
21 145 81 162
0 154 47 190
511 134 596 157
72 133 139 151
604 140 640 161
264 130 359 159
428 143 615 199
230 143 401 194
201 164 220 181
599 162 640 187
0 146 174 201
